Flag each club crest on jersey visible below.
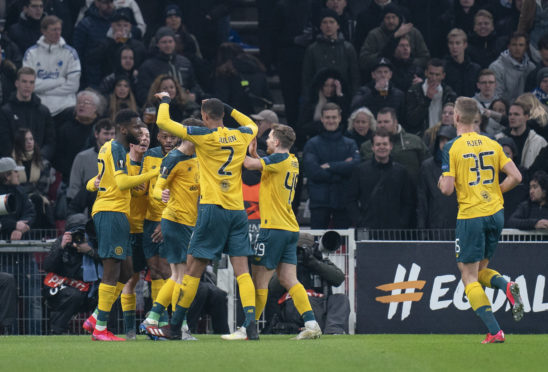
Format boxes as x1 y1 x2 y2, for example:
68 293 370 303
220 180 230 191
481 190 492 201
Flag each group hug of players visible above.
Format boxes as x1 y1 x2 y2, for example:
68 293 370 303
80 93 322 341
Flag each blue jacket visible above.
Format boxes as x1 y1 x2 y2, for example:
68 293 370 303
303 130 359 209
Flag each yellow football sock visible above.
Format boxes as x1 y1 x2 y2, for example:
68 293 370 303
237 273 256 309
177 275 201 308
98 283 117 313
172 283 183 312
465 282 491 311
114 282 125 301
151 279 165 302
121 293 136 312
289 283 313 315
155 278 176 308
255 289 268 320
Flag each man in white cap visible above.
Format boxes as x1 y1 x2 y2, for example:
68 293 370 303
0 157 35 240
251 109 279 153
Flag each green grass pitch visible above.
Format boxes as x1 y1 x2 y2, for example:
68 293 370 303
2 334 548 371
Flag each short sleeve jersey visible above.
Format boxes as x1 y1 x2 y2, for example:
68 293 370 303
442 132 511 219
127 154 147 233
143 147 167 221
91 140 130 217
259 153 299 232
157 149 200 226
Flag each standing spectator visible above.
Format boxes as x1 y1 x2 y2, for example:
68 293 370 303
302 9 360 97
77 0 146 38
467 10 508 69
0 157 35 240
526 34 548 92
42 0 84 45
106 75 137 121
303 102 359 228
508 171 548 230
347 128 414 228
136 27 202 106
67 118 114 202
406 59 457 136
250 109 279 154
389 35 424 92
489 32 536 103
325 0 355 43
7 0 44 54
361 107 430 187
359 3 430 76
516 92 548 142
497 0 522 36
353 0 398 53
440 0 483 38
0 33 22 69
12 128 55 228
23 15 81 117
0 66 55 160
533 67 548 106
345 107 376 149
0 45 17 106
473 69 507 136
417 125 458 228
443 28 481 97
98 45 138 95
351 57 405 119
423 102 455 154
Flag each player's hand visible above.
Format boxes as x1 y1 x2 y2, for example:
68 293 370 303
248 138 259 159
154 91 170 100
151 225 163 243
437 175 443 189
94 176 101 189
133 183 145 191
162 189 170 203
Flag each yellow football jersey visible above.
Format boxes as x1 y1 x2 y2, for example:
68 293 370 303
442 132 511 219
91 140 131 217
259 153 299 231
156 104 257 210
142 147 167 221
127 154 147 233
154 149 200 226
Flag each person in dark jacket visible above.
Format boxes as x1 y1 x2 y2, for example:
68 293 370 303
507 171 548 230
350 57 405 119
0 157 35 240
416 125 458 228
443 28 481 97
136 27 203 106
389 35 424 92
42 213 101 334
467 9 508 69
98 45 138 95
0 51 17 106
0 67 55 161
7 0 44 54
347 128 414 228
526 34 548 92
303 102 359 229
345 107 376 149
326 0 355 43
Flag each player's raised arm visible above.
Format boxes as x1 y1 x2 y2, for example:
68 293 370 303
243 138 263 170
226 103 258 136
500 160 522 194
155 92 188 139
114 169 159 191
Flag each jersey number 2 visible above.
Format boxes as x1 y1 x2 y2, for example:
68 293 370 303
463 151 495 186
218 146 234 176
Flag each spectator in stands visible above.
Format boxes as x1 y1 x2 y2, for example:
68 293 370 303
303 102 359 229
42 213 101 334
12 128 54 228
298 68 349 149
67 118 114 202
473 69 507 136
77 0 146 38
417 125 458 228
353 0 396 53
359 3 430 76
73 0 116 87
517 0 548 60
490 97 510 120
389 35 424 92
0 272 16 334
136 26 202 106
516 92 548 142
7 0 44 54
443 28 481 97
0 44 16 106
0 32 23 68
423 102 455 154
302 9 360 97
98 45 137 95
0 66 55 161
345 107 376 149
496 0 522 36
54 90 102 184
42 0 83 45
440 0 484 38
508 171 548 230
325 0 355 43
347 128 414 228
526 35 548 92
489 32 536 103
361 107 430 187
350 57 405 119
503 101 547 169
0 157 35 240
250 109 279 153
467 10 508 68
533 68 548 107
406 58 457 136
213 42 272 116
87 7 146 90
23 15 81 117
107 75 137 121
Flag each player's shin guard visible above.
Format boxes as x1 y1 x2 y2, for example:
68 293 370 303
148 279 176 322
121 293 136 334
465 281 501 335
172 283 183 312
114 282 125 301
289 283 316 322
151 279 165 302
478 268 509 291
96 283 117 331
170 275 200 330
237 273 256 327
255 289 268 320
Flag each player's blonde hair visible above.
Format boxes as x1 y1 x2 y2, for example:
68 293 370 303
455 97 479 125
271 123 296 149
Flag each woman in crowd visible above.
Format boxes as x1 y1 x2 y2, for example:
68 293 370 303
345 107 376 149
423 103 455 154
99 46 138 96
107 75 138 121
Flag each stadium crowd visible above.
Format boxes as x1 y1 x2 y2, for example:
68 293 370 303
1 0 548 335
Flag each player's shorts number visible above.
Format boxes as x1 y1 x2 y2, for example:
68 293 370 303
463 151 495 186
255 242 265 257
218 146 234 176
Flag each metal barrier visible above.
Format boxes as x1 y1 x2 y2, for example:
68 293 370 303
357 228 548 241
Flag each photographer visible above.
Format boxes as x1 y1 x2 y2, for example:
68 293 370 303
267 232 350 335
43 214 102 334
